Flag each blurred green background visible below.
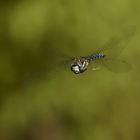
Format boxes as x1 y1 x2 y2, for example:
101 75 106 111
0 0 140 140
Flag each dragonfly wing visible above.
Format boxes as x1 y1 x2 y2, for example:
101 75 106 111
94 26 136 58
89 58 131 73
101 58 131 73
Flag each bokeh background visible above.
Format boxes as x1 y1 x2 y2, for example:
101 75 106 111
0 0 140 140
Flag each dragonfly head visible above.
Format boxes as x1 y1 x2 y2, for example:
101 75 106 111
71 57 89 74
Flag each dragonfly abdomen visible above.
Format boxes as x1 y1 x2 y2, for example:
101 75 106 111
87 53 105 61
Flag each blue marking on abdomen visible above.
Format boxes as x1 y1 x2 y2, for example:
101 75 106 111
87 53 105 61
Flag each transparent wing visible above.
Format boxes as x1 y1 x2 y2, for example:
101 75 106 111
88 26 136 73
45 57 73 79
21 47 73 83
89 58 131 73
94 26 136 58
101 58 131 72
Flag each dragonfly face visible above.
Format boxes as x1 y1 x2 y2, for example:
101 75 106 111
71 57 89 74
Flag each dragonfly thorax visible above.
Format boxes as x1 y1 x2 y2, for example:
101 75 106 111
71 57 89 74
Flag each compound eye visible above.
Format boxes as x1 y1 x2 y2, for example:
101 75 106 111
71 65 80 74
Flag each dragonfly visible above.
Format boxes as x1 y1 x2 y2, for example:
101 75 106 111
70 27 136 74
